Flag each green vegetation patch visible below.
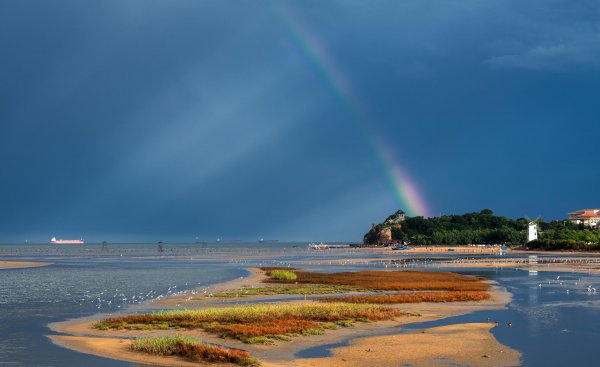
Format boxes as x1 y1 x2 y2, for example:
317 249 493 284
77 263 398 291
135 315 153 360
268 269 297 281
365 208 600 248
209 284 365 298
131 335 260 366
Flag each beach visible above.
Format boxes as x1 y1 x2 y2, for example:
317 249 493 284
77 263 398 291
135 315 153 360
294 323 520 367
50 266 520 367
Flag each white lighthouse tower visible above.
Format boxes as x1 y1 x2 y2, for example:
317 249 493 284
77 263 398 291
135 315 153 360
528 221 538 242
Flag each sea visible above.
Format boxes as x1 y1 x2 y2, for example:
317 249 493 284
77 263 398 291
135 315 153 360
2 242 600 366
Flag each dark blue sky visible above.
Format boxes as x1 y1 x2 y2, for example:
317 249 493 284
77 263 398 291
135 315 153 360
1 1 598 242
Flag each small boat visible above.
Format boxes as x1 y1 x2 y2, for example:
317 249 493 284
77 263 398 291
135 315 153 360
308 242 329 250
392 245 411 251
50 237 84 245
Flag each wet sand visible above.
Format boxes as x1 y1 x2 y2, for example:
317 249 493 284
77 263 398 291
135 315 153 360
293 323 520 367
51 335 232 367
49 265 519 367
52 321 519 367
50 297 515 367
0 261 51 269
150 267 271 308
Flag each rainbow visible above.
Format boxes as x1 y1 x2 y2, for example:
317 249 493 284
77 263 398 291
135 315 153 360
273 5 430 217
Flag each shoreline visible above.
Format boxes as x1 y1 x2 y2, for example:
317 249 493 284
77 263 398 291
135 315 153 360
360 245 600 256
295 251 600 275
294 322 520 367
0 261 51 269
49 267 520 367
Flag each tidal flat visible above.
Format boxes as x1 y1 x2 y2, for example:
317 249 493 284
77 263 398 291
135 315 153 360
51 266 517 366
0 260 51 269
4 242 600 366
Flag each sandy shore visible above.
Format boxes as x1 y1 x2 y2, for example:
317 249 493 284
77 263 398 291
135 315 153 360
50 293 516 367
150 267 269 308
394 246 506 254
49 265 520 367
0 261 51 269
51 335 233 367
52 321 519 367
293 323 520 367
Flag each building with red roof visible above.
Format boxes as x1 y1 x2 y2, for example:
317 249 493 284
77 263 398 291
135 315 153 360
568 209 600 228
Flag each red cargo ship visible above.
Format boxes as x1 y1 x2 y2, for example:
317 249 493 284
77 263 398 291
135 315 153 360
50 237 84 245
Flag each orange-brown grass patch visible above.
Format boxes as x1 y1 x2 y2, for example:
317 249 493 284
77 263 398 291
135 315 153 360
210 318 322 338
97 303 404 343
319 291 491 304
262 269 489 292
132 335 259 366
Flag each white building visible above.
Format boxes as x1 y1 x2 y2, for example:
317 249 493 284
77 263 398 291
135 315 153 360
528 222 538 242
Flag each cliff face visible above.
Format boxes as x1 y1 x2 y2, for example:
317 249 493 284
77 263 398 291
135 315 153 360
363 209 406 245
363 223 401 244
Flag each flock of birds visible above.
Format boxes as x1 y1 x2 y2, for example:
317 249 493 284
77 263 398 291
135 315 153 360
537 275 598 295
77 283 218 310
71 254 600 312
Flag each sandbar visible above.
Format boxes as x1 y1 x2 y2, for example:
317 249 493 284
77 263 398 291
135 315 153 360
0 261 51 269
51 335 232 367
49 265 519 367
293 323 520 367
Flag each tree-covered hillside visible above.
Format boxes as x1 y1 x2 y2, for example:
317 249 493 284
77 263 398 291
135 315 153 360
364 209 600 249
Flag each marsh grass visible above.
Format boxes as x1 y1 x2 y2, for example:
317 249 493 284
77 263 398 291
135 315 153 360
268 270 297 281
132 335 198 355
318 291 491 304
97 303 404 343
131 335 259 366
261 269 489 292
216 269 489 298
209 284 364 298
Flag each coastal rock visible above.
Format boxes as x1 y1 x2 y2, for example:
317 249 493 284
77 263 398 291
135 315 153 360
384 210 406 224
363 223 400 245
363 209 405 245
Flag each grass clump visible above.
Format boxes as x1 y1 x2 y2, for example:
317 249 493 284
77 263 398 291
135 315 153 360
268 269 297 281
210 284 363 298
245 336 274 344
319 291 491 304
336 319 355 327
132 335 197 355
97 303 404 344
131 335 260 366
